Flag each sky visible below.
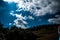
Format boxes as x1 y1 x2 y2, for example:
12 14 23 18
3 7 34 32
0 0 60 29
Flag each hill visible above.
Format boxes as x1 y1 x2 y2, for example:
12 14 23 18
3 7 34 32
0 24 59 40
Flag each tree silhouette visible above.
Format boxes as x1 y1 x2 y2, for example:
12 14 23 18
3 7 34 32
0 24 59 40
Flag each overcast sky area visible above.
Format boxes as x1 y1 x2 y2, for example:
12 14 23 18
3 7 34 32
0 0 60 29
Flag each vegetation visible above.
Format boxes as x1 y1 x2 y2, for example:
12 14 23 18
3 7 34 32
0 23 59 40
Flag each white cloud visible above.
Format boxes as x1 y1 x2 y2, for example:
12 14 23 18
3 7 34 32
10 11 28 29
10 11 34 29
14 18 28 29
55 15 60 18
3 0 13 3
9 23 12 25
28 16 34 20
3 0 60 29
48 16 60 24
10 11 15 16
3 0 59 16
14 15 28 29
3 0 20 3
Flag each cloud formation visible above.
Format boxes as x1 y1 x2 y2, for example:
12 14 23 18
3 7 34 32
3 0 60 29
10 11 34 29
48 15 60 24
10 11 27 29
3 0 60 16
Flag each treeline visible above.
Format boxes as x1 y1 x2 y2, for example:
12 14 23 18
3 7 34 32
0 23 59 40
0 23 37 40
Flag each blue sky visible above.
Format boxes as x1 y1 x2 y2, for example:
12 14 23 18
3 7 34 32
0 0 60 29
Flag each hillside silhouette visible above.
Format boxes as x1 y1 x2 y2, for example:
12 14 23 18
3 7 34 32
0 23 59 40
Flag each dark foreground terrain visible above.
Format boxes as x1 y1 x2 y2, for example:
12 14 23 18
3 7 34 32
0 24 59 40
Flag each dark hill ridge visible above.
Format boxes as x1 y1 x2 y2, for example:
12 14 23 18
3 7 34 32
26 24 59 30
0 24 59 40
30 24 59 40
